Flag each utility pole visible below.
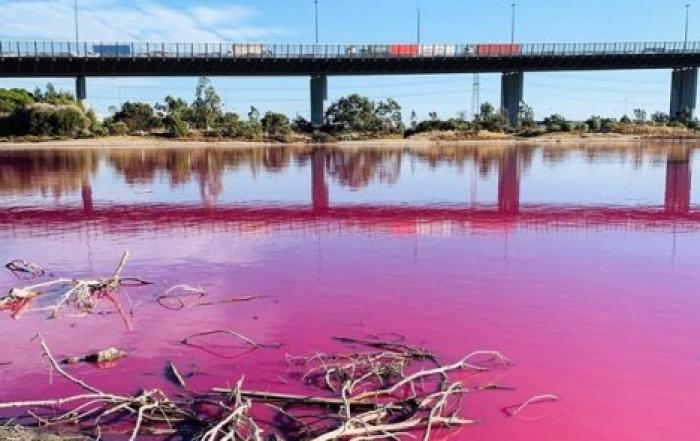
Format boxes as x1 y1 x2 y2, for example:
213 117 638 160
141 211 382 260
417 9 422 44
472 74 481 118
315 0 320 44
685 2 691 47
511 3 516 43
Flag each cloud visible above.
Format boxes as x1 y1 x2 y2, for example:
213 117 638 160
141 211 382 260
0 0 283 42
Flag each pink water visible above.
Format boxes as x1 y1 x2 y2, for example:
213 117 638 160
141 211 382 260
1 144 700 440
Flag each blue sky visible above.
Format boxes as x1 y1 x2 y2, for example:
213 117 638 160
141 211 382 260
0 0 695 120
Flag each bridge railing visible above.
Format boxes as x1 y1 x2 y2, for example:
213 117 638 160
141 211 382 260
1 41 699 59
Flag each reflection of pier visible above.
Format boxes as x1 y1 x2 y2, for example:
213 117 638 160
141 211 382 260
665 148 692 214
59 147 700 224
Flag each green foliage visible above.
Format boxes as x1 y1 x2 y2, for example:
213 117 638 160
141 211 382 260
600 118 618 132
323 94 403 134
292 115 313 133
473 102 507 132
0 88 35 113
633 108 647 124
5 103 89 137
620 115 632 124
586 115 602 132
164 114 189 137
261 111 291 136
543 114 569 132
107 121 129 136
112 102 162 133
651 111 670 125
517 103 536 129
191 77 222 129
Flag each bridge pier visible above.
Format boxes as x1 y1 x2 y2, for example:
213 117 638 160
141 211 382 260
501 72 524 127
310 74 328 128
75 76 87 102
670 68 697 120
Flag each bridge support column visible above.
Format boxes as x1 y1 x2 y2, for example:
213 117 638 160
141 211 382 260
670 68 697 120
75 76 87 102
501 72 524 128
310 74 328 128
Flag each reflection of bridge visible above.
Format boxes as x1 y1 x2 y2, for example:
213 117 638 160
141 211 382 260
1 41 699 125
5 148 696 233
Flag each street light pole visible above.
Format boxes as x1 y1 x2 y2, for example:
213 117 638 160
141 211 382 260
74 0 80 52
511 3 516 44
314 0 319 44
417 9 421 44
685 2 691 47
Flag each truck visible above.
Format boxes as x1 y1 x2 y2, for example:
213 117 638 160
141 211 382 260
475 44 523 56
91 44 131 57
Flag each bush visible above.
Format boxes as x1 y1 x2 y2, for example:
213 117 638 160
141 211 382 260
4 103 89 137
164 114 189 137
261 111 291 136
107 121 129 136
112 102 162 133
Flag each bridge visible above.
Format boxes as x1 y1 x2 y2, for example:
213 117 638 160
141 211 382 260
1 41 699 125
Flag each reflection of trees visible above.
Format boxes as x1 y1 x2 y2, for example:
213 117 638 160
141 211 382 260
0 149 99 199
0 143 687 201
326 150 401 189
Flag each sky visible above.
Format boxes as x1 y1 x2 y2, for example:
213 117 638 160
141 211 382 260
0 0 696 120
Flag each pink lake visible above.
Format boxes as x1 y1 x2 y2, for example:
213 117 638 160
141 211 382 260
0 143 699 440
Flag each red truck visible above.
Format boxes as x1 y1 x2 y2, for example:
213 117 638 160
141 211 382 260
476 44 523 56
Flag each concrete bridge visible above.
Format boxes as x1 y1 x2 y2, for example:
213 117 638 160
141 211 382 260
1 41 699 125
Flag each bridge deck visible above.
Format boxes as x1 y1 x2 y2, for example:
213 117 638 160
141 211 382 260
1 41 700 76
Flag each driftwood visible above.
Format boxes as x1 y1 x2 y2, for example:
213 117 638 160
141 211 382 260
0 335 535 441
0 251 151 320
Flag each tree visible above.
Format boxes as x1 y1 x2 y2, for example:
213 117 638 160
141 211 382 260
261 111 291 136
410 111 418 129
191 77 222 130
586 115 602 132
633 108 647 124
374 98 403 133
325 94 376 132
620 115 632 124
543 114 568 132
517 103 535 129
112 102 162 133
651 111 670 125
292 115 313 133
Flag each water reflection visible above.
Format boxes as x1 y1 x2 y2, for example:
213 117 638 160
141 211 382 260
0 143 697 233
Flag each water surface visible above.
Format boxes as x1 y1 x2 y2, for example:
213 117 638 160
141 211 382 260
1 143 699 440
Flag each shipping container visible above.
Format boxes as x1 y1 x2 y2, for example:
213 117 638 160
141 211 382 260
230 44 270 57
92 44 131 57
389 44 419 56
419 45 457 57
475 44 523 56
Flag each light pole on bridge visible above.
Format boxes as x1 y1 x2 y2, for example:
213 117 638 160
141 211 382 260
314 0 320 44
511 3 516 43
74 0 80 51
685 2 691 47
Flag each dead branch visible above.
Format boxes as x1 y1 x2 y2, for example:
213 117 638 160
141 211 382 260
503 394 560 417
181 330 282 350
0 251 151 320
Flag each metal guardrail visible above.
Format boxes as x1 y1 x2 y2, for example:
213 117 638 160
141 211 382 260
0 41 699 59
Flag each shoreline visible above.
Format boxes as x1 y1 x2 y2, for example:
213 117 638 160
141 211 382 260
0 134 699 150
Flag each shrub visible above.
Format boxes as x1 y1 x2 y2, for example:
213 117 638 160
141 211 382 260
108 121 129 136
164 114 189 137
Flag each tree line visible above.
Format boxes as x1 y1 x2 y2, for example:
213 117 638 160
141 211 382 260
0 77 698 140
